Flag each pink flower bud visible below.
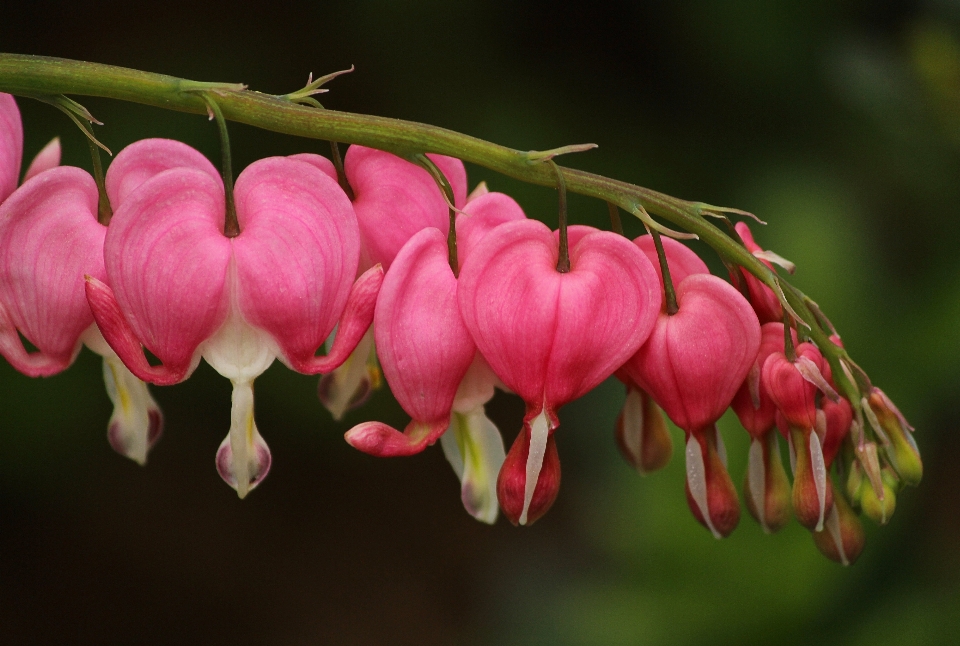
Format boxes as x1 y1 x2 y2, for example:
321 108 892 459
731 322 798 438
743 430 791 533
623 274 761 434
812 481 865 566
733 222 784 324
497 411 561 526
788 425 834 532
867 387 921 486
762 342 829 429
685 425 741 538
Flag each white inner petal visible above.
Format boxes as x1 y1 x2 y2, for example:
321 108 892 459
520 409 550 526
440 416 465 480
201 309 279 383
686 435 721 539
747 438 768 533
810 431 828 532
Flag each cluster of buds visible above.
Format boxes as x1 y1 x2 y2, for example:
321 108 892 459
0 90 920 564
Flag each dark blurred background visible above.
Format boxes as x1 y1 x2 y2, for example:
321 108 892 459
2 1 960 644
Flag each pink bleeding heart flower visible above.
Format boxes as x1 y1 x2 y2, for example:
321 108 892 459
732 222 790 324
730 322 798 533
458 219 661 525
346 190 524 523
622 273 761 538
0 93 61 206
317 146 467 420
86 152 382 497
763 341 839 531
0 138 215 464
614 234 709 474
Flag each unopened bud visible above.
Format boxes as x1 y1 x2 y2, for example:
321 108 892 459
789 426 833 531
615 383 673 474
868 388 922 486
744 432 791 533
685 425 740 538
497 411 561 526
812 481 866 566
860 467 898 526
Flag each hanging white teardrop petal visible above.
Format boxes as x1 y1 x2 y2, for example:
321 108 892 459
686 435 721 539
216 380 271 498
520 409 550 526
809 431 828 532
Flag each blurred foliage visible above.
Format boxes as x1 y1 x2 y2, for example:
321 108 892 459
2 1 960 645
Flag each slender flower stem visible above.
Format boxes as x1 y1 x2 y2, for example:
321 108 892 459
607 201 623 235
551 160 570 273
86 133 113 225
0 54 859 402
199 93 239 237
328 141 354 200
650 228 678 315
784 313 796 362
413 154 458 276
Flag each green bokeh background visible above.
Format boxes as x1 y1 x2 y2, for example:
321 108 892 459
2 2 960 644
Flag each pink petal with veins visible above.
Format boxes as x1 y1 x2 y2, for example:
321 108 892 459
232 156 360 368
344 145 466 270
0 167 104 376
0 93 23 204
105 138 220 207
98 168 231 381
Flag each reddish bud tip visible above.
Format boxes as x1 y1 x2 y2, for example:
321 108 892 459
812 482 865 566
685 427 741 538
789 427 833 531
497 424 561 526
744 433 792 533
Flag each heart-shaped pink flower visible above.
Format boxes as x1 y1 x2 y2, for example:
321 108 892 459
87 152 382 496
458 219 660 524
622 273 761 538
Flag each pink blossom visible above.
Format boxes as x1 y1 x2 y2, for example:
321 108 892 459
0 93 61 205
86 149 382 496
458 219 660 525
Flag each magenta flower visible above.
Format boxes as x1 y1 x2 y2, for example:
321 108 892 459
458 220 661 525
622 274 761 538
317 146 467 420
345 189 524 523
0 138 214 464
86 149 382 496
614 234 709 474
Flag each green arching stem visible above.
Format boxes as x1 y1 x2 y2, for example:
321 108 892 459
783 313 796 362
0 54 860 403
198 93 239 238
649 228 678 315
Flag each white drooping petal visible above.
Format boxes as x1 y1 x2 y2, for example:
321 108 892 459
619 385 644 464
318 326 377 420
440 405 506 524
747 437 768 533
101 356 163 466
216 380 271 498
810 430 828 532
686 435 721 539
520 408 550 526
